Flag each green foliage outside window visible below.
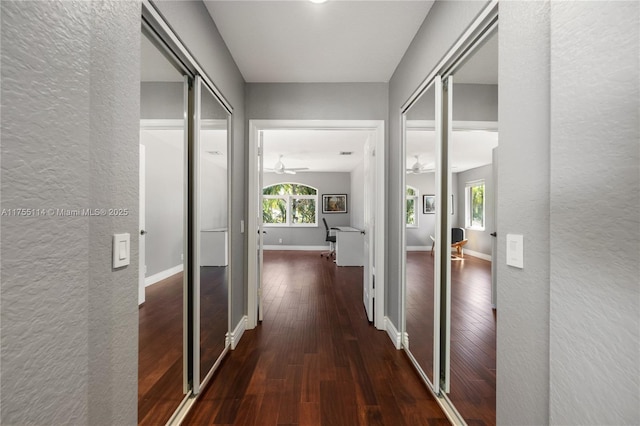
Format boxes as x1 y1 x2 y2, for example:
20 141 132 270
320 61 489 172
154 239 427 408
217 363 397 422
263 183 317 226
406 186 417 226
470 184 484 228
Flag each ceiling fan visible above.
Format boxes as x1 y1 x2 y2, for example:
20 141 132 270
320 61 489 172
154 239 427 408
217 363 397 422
406 155 434 174
266 155 309 175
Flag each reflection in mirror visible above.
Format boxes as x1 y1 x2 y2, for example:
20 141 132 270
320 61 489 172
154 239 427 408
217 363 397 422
138 30 187 425
404 83 437 387
447 29 498 423
198 83 230 384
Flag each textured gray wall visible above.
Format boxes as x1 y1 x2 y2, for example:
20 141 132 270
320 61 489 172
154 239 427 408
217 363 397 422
498 2 551 423
456 164 493 255
1 1 140 424
262 172 351 246
246 83 388 120
153 0 246 329
141 133 184 277
548 2 639 423
388 0 490 333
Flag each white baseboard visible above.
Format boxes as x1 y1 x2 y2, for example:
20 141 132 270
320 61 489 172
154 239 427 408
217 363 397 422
464 249 492 261
406 245 492 261
263 245 328 251
145 264 183 287
229 315 247 350
384 316 402 349
407 245 432 252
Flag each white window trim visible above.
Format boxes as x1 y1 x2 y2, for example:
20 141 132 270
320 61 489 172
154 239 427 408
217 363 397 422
406 185 419 228
263 187 319 227
465 180 485 231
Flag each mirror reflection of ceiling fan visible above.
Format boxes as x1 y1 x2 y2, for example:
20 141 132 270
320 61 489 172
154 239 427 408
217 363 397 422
406 155 434 174
266 155 309 175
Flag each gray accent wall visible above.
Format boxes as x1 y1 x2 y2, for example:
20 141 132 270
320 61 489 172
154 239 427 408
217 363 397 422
153 0 246 329
548 2 639 423
262 172 351 247
1 1 141 424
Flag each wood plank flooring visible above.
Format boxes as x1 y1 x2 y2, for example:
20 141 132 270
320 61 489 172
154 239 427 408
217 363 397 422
183 251 449 425
138 273 184 426
406 252 496 425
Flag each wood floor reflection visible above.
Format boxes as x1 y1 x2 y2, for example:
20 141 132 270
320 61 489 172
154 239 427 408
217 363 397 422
138 273 184 426
183 251 449 425
406 252 496 425
138 266 228 425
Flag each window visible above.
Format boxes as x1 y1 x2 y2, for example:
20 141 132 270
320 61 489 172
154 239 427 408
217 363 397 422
263 183 318 227
465 180 485 230
406 186 418 227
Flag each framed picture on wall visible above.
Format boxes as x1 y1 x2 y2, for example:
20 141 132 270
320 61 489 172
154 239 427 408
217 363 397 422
322 194 347 213
423 195 435 214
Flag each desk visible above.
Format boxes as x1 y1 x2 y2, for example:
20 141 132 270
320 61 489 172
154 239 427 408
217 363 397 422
201 228 228 266
332 226 364 266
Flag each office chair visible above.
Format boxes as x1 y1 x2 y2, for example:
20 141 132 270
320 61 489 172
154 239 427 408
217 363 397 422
321 217 336 259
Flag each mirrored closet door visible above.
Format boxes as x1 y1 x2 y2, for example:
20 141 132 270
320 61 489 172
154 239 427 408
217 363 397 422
193 76 231 393
402 77 443 393
138 28 189 426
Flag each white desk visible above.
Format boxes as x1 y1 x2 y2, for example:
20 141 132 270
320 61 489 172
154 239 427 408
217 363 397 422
201 228 228 266
333 226 364 266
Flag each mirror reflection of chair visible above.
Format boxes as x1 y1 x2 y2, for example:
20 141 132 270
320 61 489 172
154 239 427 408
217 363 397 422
321 218 336 259
430 227 469 259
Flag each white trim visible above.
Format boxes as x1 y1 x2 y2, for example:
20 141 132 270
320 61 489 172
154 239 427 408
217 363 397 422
407 246 431 252
263 245 328 251
463 249 492 262
228 316 247 350
405 120 498 132
139 118 226 130
144 264 183 287
384 317 402 349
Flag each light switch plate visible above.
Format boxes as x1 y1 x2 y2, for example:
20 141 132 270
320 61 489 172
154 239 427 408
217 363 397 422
506 233 524 269
113 233 130 268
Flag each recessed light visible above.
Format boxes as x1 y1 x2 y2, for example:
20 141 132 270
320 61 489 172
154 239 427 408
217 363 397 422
206 150 223 156
339 152 353 156
309 0 328 4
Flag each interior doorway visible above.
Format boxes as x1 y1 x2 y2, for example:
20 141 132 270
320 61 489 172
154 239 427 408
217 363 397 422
247 120 386 332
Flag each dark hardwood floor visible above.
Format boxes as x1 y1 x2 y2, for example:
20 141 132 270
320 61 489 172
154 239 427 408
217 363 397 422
139 273 184 426
406 252 496 425
183 251 449 425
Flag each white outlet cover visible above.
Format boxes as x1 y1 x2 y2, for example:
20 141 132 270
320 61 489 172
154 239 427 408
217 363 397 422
113 233 130 268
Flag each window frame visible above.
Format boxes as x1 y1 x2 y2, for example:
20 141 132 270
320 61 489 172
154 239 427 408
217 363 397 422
262 183 319 228
465 179 485 231
406 185 419 228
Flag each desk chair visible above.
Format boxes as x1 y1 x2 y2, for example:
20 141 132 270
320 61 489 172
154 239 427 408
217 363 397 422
321 218 336 259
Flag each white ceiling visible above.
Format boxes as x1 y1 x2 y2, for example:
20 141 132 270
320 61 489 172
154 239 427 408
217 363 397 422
406 129 498 173
203 0 434 83
263 129 369 173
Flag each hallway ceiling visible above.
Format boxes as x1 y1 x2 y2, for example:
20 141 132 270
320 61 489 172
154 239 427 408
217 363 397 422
203 0 434 83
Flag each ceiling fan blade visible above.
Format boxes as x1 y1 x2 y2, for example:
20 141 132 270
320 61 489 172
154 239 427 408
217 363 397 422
284 170 296 175
286 167 309 171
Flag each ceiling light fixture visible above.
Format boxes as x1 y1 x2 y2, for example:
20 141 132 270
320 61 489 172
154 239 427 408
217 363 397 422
309 0 328 4
339 151 353 156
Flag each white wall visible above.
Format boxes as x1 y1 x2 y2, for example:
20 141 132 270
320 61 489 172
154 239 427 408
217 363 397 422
1 1 140 423
262 172 351 247
200 157 228 231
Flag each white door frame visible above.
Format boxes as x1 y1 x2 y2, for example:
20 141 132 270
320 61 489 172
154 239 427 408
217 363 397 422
247 119 386 330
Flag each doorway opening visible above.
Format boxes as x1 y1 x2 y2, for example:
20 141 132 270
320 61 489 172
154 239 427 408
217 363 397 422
247 120 386 333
